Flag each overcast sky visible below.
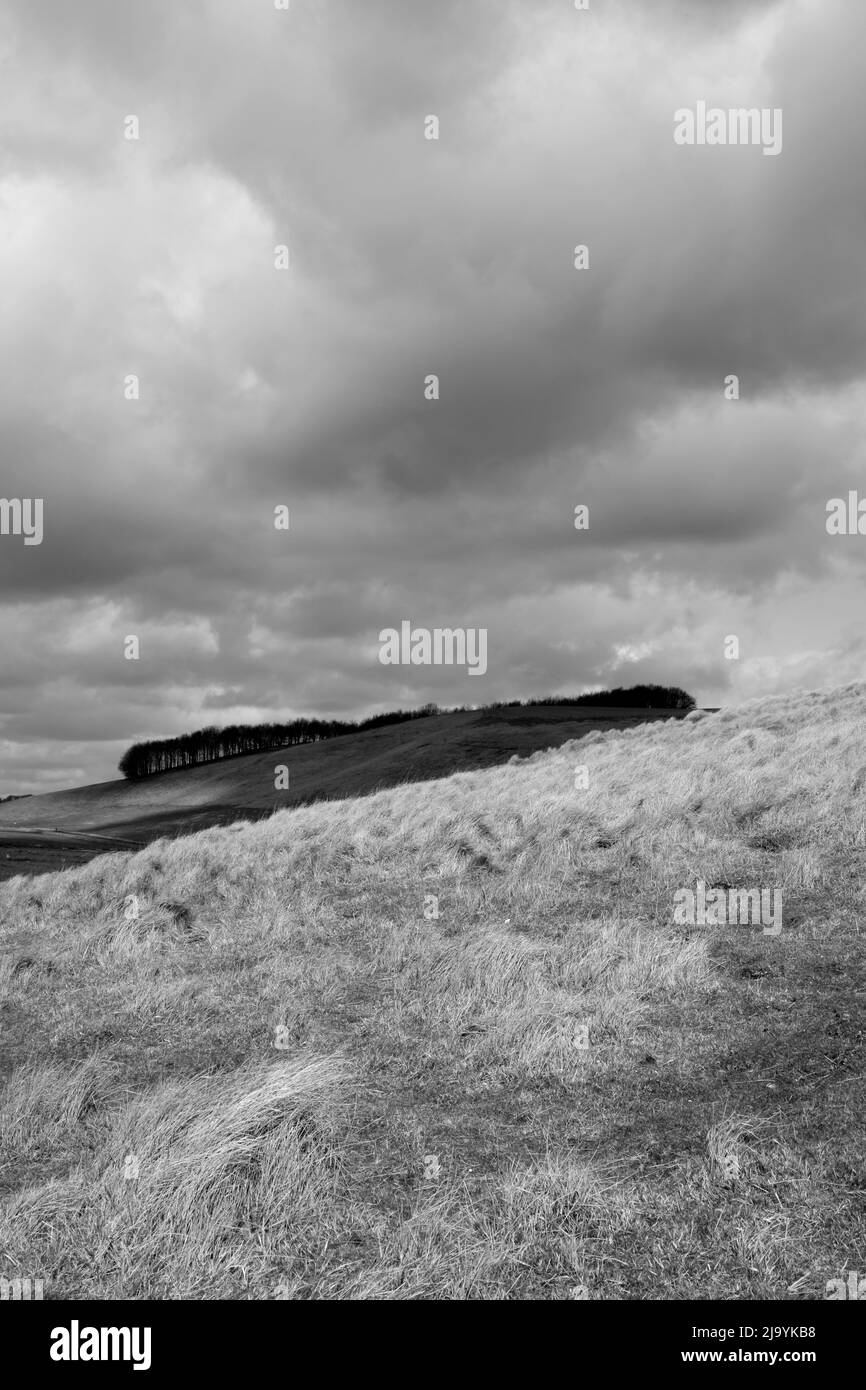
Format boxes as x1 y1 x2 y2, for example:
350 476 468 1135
1 0 864 793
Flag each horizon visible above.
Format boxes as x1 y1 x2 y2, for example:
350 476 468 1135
8 684 717 797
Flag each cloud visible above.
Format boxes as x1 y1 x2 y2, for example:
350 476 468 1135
0 0 864 790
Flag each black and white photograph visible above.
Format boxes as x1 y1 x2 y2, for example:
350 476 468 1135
1 0 864 1351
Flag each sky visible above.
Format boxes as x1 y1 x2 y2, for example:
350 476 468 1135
1 0 864 793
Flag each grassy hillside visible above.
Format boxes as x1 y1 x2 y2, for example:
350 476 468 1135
0 684 864 1299
0 705 686 881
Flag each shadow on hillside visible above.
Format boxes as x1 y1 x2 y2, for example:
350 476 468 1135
0 707 692 881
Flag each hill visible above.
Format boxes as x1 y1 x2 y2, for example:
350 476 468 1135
0 704 690 882
0 683 863 1299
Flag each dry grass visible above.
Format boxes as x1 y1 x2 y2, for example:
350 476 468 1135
1 681 864 1298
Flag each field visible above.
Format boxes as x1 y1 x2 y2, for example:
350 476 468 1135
0 705 686 882
0 685 864 1299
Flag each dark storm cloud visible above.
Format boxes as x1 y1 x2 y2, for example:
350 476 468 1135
1 0 865 790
